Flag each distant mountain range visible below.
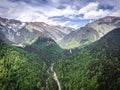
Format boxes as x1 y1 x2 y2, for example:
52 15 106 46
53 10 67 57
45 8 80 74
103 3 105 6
59 16 120 49
0 16 120 50
0 15 120 90
0 17 75 47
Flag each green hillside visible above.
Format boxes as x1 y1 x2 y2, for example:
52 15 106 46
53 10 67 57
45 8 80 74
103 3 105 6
0 40 48 90
54 28 120 90
24 37 64 64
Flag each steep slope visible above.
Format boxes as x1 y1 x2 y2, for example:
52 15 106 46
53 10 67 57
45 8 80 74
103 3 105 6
86 16 120 37
0 17 75 46
55 28 120 90
92 28 120 54
0 40 48 90
0 17 43 46
0 29 12 44
23 36 64 63
60 16 120 49
59 27 99 49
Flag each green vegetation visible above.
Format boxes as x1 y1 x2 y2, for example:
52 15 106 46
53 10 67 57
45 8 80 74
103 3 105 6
60 27 99 49
24 37 64 63
63 38 80 49
54 28 120 90
63 39 94 49
0 28 120 90
55 46 120 90
25 37 38 45
0 36 64 90
0 40 48 90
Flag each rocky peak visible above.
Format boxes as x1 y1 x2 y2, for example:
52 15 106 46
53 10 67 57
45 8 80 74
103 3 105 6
94 16 120 24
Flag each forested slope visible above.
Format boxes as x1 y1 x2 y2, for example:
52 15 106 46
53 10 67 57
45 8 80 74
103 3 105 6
0 40 47 90
55 28 120 90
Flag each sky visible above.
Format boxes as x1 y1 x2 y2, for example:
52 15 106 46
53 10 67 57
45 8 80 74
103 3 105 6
0 0 119 29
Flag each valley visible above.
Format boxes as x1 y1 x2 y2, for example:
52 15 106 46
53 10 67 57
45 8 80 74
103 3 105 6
0 16 120 90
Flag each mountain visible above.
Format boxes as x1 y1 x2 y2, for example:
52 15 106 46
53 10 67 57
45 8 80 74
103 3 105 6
59 27 99 49
23 36 64 63
55 28 120 90
0 17 42 46
86 16 120 36
0 16 65 62
60 16 120 49
25 22 75 42
0 17 75 47
0 39 48 90
1 15 120 90
0 21 63 90
53 25 74 34
91 28 120 59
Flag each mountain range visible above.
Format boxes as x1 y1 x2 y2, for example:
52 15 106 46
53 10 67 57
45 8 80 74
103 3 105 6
1 16 120 50
59 16 120 49
0 17 75 47
0 16 120 90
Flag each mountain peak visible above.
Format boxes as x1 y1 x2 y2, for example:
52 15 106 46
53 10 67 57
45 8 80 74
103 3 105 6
0 17 22 25
94 16 120 24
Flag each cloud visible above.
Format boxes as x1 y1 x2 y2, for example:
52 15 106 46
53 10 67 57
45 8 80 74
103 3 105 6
78 2 99 14
0 0 119 29
58 21 70 26
41 5 77 18
68 24 80 29
77 2 119 19
111 10 120 17
83 9 110 19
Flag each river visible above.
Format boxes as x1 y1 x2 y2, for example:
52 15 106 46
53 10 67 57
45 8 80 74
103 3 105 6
51 63 61 90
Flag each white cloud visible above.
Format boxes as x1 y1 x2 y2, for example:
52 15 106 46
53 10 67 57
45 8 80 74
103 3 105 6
45 20 70 27
58 21 70 26
0 0 119 28
111 10 120 17
78 2 99 14
42 5 77 18
50 0 60 4
77 2 119 19
68 24 80 29
61 5 77 17
83 9 111 19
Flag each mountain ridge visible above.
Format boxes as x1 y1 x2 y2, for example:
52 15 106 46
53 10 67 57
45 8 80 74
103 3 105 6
60 16 120 49
55 28 120 90
0 17 75 47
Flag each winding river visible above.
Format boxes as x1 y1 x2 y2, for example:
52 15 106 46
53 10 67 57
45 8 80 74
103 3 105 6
51 63 61 90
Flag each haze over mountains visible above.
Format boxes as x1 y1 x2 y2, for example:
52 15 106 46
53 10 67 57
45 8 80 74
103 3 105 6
60 16 120 49
0 16 120 50
0 15 120 90
0 17 75 47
